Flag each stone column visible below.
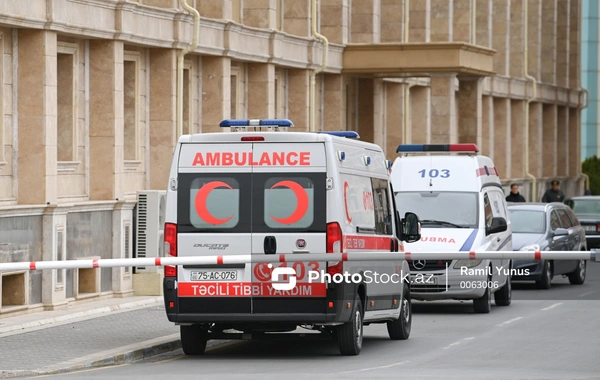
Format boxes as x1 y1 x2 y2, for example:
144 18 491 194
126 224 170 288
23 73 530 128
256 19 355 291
410 86 430 143
321 0 350 44
89 40 124 201
528 102 544 179
148 49 177 190
357 79 374 143
493 98 510 177
481 95 493 157
568 106 580 176
202 56 231 133
373 79 385 152
511 100 526 179
284 0 310 36
557 106 568 176
288 70 310 131
41 207 67 309
527 0 542 80
247 63 275 119
457 77 483 148
430 74 457 144
430 0 452 42
17 30 57 205
381 0 404 42
542 104 557 178
350 0 380 43
556 0 570 87
409 0 430 42
569 0 580 87
492 0 510 76
541 0 557 84
243 0 276 29
385 81 404 157
323 74 346 132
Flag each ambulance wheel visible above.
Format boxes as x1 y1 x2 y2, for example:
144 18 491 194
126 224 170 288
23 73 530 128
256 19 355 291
473 274 492 313
180 325 208 355
387 283 411 340
535 260 552 289
494 272 512 307
337 294 364 356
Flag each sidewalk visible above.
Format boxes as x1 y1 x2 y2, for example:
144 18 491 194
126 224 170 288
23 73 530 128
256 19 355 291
0 296 188 378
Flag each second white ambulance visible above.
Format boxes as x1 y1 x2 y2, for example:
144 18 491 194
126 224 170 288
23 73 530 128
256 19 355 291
162 119 422 356
390 143 513 313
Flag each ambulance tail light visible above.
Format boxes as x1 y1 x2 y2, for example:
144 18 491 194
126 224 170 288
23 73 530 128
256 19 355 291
164 223 177 278
396 143 479 153
326 222 344 276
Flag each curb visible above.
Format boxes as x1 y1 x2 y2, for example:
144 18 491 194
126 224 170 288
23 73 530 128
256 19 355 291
0 297 164 335
0 337 182 379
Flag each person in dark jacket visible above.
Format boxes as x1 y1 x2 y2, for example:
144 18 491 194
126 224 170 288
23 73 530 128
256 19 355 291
541 180 566 203
506 183 526 202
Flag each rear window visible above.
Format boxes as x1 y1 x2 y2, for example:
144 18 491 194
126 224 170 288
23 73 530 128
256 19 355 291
565 199 600 215
509 210 546 234
177 172 326 233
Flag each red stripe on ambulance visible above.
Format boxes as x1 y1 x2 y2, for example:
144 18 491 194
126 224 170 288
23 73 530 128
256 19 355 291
177 282 327 297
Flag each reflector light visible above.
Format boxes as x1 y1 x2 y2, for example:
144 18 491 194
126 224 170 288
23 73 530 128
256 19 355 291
169 302 175 308
328 301 334 308
165 266 177 277
219 119 294 127
396 143 479 153
320 131 360 139
241 136 265 141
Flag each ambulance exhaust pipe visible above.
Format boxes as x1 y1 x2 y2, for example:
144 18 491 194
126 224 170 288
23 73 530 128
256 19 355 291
2 250 599 273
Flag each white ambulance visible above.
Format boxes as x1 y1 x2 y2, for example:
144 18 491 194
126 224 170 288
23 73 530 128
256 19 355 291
162 119 422 356
390 143 512 313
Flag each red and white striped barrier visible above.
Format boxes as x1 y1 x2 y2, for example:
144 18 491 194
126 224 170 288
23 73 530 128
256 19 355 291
0 249 599 273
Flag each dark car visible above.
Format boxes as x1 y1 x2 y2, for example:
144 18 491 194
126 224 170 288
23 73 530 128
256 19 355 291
507 202 587 289
564 196 600 249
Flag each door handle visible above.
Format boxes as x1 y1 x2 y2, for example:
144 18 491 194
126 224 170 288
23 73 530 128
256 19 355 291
263 236 277 255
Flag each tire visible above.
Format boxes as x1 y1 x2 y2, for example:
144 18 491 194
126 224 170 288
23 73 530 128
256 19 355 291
387 283 411 340
568 260 586 285
180 325 208 355
473 271 492 313
535 260 552 290
337 294 364 356
494 273 512 307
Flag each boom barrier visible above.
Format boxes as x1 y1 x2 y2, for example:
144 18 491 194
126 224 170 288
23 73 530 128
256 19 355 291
1 249 599 273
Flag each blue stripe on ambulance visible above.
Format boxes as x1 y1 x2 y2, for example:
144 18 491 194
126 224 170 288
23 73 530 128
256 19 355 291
459 229 479 251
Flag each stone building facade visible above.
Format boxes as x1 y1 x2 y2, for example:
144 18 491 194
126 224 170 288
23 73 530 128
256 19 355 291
0 0 586 313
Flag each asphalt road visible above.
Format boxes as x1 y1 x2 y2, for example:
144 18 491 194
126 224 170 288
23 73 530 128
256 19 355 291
34 263 600 380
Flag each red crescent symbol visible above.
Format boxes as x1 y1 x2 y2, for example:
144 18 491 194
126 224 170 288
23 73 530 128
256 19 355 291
343 181 352 223
195 181 234 225
269 180 309 225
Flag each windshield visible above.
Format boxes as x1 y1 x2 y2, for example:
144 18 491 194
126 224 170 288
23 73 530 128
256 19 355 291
564 199 600 216
394 191 478 228
508 210 546 234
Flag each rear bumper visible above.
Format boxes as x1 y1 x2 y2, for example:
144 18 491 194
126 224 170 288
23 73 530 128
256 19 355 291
585 235 600 249
166 312 339 323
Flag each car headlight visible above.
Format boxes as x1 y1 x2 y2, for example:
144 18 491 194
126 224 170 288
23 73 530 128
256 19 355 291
453 259 483 269
519 244 540 251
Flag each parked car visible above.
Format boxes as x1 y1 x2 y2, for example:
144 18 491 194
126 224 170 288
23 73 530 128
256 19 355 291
564 196 600 249
507 203 587 289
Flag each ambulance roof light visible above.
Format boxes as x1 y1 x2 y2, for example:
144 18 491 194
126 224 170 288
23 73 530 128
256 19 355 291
396 143 479 153
320 131 360 139
219 119 294 128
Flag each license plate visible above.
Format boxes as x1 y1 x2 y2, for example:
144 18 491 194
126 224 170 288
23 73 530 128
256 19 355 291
411 274 437 285
190 270 237 281
583 225 597 232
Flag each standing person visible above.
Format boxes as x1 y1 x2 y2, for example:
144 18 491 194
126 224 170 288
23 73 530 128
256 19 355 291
506 183 526 202
541 180 566 203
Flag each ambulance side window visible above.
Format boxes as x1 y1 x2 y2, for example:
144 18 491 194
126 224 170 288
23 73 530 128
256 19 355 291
484 193 493 227
372 178 393 235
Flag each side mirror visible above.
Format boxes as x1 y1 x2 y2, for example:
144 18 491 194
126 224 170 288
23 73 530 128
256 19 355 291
553 228 569 237
401 212 421 243
486 217 507 235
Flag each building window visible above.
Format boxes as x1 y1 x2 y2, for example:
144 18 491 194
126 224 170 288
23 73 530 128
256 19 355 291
124 53 140 161
57 43 78 162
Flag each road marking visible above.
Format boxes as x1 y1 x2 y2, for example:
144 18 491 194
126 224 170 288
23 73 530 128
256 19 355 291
442 336 474 350
541 302 563 311
496 317 523 327
337 360 411 374
578 291 596 298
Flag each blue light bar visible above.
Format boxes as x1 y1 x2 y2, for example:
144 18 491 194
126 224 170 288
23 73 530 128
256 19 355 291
396 143 479 153
320 131 360 139
219 119 294 127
